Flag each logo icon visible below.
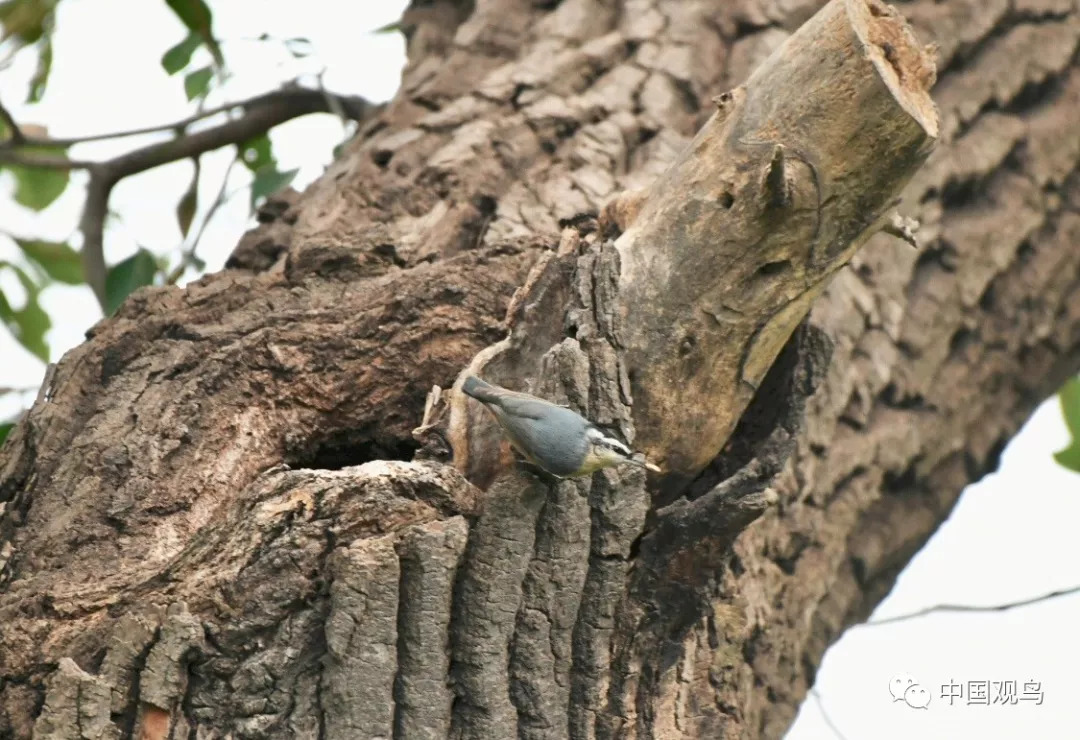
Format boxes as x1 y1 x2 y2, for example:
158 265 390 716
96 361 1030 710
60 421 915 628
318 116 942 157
904 684 931 709
889 674 916 702
890 674 931 709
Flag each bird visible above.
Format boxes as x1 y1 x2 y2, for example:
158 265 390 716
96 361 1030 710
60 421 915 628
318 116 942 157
461 375 661 478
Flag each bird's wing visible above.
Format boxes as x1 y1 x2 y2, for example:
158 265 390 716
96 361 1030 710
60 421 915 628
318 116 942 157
491 394 552 420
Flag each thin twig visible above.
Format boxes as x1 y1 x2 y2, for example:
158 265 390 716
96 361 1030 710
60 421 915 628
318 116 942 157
167 153 240 284
0 88 372 149
0 150 96 169
0 98 23 145
316 68 348 124
859 583 1080 628
809 689 851 740
0 385 39 395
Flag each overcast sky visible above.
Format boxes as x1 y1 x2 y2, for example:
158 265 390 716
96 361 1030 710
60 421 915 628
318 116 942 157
0 2 1077 737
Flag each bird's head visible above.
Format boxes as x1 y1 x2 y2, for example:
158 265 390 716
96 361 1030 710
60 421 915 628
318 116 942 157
580 426 661 475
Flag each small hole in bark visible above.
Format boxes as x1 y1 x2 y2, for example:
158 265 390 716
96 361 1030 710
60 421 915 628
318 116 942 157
1006 76 1058 113
882 464 917 494
558 212 599 233
679 334 695 356
412 96 440 112
719 192 734 209
756 260 791 277
851 556 868 586
949 326 977 356
881 382 927 410
472 193 497 216
372 149 393 168
940 177 978 209
373 243 407 268
730 553 745 576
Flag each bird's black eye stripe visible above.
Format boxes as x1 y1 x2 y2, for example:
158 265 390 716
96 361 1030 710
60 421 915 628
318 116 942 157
598 437 630 454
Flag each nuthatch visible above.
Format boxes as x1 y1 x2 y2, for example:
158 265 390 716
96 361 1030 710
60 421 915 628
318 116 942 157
462 375 660 478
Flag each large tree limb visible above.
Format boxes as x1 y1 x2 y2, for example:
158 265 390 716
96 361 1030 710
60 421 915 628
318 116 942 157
612 0 937 483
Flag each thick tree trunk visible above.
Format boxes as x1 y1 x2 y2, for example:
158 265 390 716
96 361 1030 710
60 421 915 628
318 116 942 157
2 1 1079 739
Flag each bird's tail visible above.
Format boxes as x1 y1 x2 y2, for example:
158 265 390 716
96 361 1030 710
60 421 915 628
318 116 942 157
462 375 500 404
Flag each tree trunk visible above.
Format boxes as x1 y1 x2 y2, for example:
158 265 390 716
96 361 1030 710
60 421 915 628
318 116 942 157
2 0 1079 738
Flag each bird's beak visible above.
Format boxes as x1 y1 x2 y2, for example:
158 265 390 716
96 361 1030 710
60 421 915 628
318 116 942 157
628 456 662 473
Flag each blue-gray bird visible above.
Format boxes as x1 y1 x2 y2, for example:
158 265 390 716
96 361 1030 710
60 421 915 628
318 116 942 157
462 375 660 477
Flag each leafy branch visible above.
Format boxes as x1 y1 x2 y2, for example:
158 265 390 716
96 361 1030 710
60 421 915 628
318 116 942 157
0 87 376 310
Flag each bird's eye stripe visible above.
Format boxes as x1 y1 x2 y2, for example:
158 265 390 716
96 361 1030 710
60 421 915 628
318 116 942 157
602 438 630 454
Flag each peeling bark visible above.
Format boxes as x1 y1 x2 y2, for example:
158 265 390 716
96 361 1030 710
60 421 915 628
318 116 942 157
3 0 1080 738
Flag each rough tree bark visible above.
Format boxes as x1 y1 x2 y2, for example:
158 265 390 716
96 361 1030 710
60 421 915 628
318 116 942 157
1 1 1079 739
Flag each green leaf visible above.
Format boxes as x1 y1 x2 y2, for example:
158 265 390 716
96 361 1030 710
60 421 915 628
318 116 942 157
12 293 49 361
0 421 14 446
177 159 200 237
104 248 158 315
164 0 223 67
1056 377 1080 474
164 0 212 37
1059 377 1080 437
16 238 82 284
250 166 297 207
372 20 402 35
1054 442 1080 474
6 146 70 210
238 134 274 173
183 66 213 101
0 263 50 361
0 0 50 44
161 32 200 75
27 33 52 102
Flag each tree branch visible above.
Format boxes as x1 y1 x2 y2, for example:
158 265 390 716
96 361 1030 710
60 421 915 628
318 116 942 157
16 87 377 308
859 583 1080 627
809 689 851 740
166 153 240 284
0 151 96 169
79 171 111 307
0 88 379 149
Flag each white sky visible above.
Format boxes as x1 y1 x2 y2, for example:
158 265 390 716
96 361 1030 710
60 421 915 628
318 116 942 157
0 2 1077 738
